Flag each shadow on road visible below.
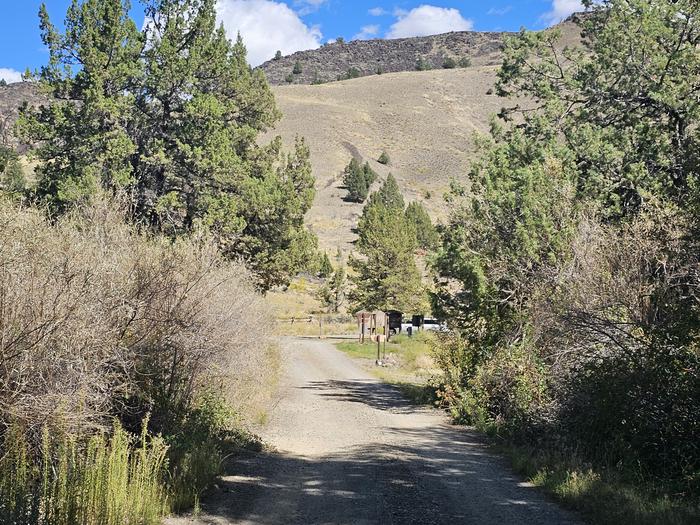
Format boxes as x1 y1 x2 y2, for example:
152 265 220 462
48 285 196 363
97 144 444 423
196 426 578 525
177 353 580 525
300 379 419 414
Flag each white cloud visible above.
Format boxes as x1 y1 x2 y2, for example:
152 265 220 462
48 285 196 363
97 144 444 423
353 24 380 40
487 6 512 16
215 0 322 66
542 0 584 26
368 7 387 16
386 5 473 39
294 0 328 16
0 68 22 84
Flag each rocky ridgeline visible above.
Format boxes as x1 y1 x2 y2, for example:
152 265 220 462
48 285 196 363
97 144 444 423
259 30 511 85
0 82 49 151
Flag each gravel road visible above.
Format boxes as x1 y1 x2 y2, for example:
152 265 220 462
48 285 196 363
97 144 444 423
167 337 581 525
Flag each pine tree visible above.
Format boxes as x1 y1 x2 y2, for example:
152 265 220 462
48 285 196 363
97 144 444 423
319 251 333 278
19 0 317 290
274 50 282 60
405 201 438 250
293 60 302 74
378 151 390 165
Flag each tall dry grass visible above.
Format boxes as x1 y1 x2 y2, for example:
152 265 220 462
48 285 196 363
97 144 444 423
0 420 168 525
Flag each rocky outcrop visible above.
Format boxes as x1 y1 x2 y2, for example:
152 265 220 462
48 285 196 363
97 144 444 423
259 30 510 86
0 82 48 151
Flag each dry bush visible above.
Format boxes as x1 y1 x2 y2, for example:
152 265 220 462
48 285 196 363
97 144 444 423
530 206 698 365
528 207 699 483
0 197 273 441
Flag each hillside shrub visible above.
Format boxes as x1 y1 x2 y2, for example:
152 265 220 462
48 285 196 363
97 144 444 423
378 150 390 165
293 61 302 74
458 57 472 68
442 57 457 69
415 58 430 71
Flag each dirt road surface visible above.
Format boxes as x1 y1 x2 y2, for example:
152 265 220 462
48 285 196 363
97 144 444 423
167 338 581 525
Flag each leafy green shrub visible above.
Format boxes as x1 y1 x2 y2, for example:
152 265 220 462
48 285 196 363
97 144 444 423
470 345 549 435
458 57 472 67
166 392 261 511
560 346 699 486
442 57 457 69
285 73 294 83
415 58 430 71
378 150 390 165
346 67 360 79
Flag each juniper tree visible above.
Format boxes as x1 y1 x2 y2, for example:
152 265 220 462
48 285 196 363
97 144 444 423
350 177 426 313
319 251 333 278
405 201 438 250
19 0 317 290
363 173 403 213
0 145 25 197
318 265 346 313
362 161 377 185
343 158 367 202
432 0 700 481
442 57 457 69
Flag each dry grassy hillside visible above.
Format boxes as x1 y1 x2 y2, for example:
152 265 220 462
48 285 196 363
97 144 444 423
267 65 503 253
266 17 584 254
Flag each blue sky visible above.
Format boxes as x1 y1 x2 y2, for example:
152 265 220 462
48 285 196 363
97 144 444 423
0 1 583 80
